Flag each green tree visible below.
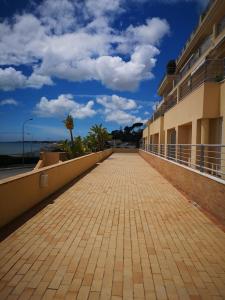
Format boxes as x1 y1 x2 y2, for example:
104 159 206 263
73 136 85 156
88 124 111 151
63 114 74 146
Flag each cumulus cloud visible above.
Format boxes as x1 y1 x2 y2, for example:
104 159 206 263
97 94 137 110
0 68 26 91
96 94 147 125
34 94 96 119
0 98 18 106
105 109 146 125
0 0 170 91
0 67 53 91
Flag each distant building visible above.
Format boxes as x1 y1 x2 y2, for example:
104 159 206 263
143 0 225 176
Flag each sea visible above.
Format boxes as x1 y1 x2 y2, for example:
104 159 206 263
0 142 57 156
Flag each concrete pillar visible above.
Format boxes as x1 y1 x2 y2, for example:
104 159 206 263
222 118 225 179
191 120 198 168
200 118 210 171
201 119 210 144
175 126 178 161
177 87 180 103
212 24 217 41
165 130 168 158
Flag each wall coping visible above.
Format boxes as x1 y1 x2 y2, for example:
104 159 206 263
139 149 225 186
0 150 111 185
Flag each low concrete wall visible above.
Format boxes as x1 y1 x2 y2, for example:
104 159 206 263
0 149 112 228
35 152 68 169
139 150 225 226
113 148 138 153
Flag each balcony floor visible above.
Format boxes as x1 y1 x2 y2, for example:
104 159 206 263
0 153 225 299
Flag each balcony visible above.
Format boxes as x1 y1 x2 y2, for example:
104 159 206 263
158 74 177 97
1 151 225 299
179 59 225 100
151 91 177 122
174 36 213 87
217 15 225 36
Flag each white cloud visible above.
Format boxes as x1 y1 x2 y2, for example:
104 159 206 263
97 94 137 110
0 0 170 91
0 67 53 91
105 109 147 125
34 94 96 119
37 0 77 35
125 18 170 46
96 94 146 125
0 68 26 91
26 73 53 89
0 98 18 106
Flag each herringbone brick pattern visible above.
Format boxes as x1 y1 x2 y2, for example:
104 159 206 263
0 153 225 299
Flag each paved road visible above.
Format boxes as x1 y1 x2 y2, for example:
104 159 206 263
0 153 225 299
0 166 35 180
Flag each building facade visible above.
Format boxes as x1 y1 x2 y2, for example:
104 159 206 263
143 0 225 177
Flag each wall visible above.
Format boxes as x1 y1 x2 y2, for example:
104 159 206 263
112 148 138 153
0 149 112 228
220 80 225 145
149 117 162 135
139 149 225 226
164 82 220 131
35 152 67 169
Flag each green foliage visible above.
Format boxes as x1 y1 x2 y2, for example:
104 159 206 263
215 74 224 82
72 136 85 156
87 124 111 151
63 114 74 146
63 114 74 130
111 122 143 147
166 59 176 75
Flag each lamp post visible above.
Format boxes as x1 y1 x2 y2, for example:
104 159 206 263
22 118 33 166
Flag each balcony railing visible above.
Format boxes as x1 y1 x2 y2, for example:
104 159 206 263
217 15 225 36
175 36 213 86
179 59 225 100
140 144 225 180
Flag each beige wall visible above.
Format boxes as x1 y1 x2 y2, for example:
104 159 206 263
0 149 112 228
143 127 148 138
139 150 225 226
164 82 220 131
35 152 67 169
112 148 138 153
220 81 225 145
149 117 162 135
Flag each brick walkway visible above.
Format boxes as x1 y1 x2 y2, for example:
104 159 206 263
0 153 225 300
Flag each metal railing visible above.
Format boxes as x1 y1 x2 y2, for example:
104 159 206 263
141 143 225 180
217 15 225 36
150 59 224 123
179 59 225 100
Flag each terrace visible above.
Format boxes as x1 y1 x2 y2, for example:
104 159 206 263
0 151 225 299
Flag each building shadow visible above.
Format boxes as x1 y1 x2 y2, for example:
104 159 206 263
0 164 98 242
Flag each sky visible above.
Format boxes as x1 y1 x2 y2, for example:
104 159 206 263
0 0 209 141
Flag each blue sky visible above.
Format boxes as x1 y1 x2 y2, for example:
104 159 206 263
0 0 209 141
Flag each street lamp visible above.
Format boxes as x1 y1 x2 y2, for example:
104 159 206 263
22 118 33 166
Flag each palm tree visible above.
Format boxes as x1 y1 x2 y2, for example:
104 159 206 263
88 124 111 151
63 114 74 147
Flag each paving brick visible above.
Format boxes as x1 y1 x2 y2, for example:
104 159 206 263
0 153 225 299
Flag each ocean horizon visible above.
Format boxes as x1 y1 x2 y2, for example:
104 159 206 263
0 142 57 156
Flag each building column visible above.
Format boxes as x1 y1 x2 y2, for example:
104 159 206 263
201 119 210 144
222 118 225 179
174 126 178 161
191 120 198 167
164 130 168 158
